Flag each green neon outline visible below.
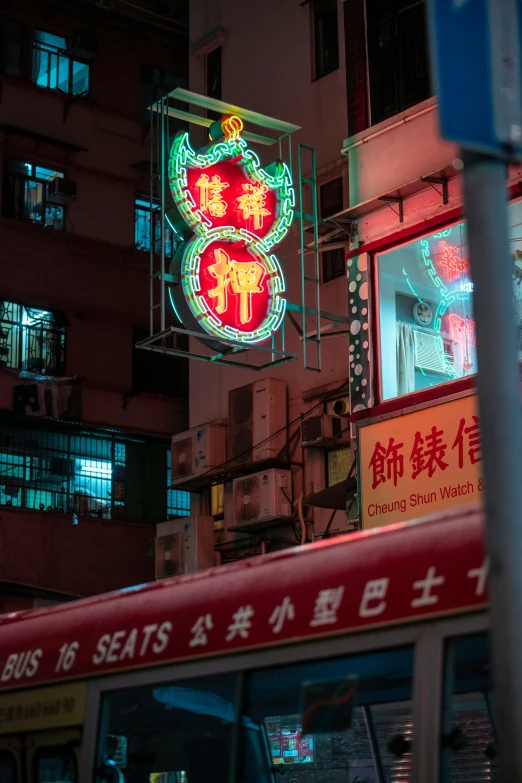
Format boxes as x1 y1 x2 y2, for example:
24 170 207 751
168 132 295 250
181 227 286 345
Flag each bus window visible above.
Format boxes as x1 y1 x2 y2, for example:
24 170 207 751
440 632 498 782
34 746 77 782
240 646 414 783
96 674 237 783
0 751 17 783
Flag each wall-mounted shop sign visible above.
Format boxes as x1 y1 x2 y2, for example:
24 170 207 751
358 394 483 528
168 115 294 345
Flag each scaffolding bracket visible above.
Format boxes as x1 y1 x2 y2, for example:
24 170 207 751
136 327 297 371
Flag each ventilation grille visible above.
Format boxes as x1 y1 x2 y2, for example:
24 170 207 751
233 474 261 524
229 384 253 428
229 425 253 465
155 533 183 578
413 330 451 375
171 436 194 479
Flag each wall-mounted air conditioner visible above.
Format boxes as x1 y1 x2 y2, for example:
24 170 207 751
229 469 291 531
171 423 226 485
227 378 287 466
301 414 349 448
47 178 77 206
155 516 214 579
413 330 452 375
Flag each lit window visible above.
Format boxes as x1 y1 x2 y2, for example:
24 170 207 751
377 200 522 401
2 160 66 231
135 195 178 257
33 30 89 96
0 428 125 518
378 223 475 401
211 483 224 518
0 300 65 374
166 450 190 519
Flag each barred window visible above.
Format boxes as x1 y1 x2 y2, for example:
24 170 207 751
166 449 190 519
0 300 65 375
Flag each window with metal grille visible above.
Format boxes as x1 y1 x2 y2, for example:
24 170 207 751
0 424 126 517
166 449 190 519
135 195 178 257
32 30 89 96
2 160 66 231
0 300 65 375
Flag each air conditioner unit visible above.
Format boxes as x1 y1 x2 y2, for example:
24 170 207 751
228 378 287 466
230 469 292 531
171 424 226 485
326 395 350 417
68 31 99 59
47 178 77 206
155 516 214 578
413 330 451 375
301 414 348 448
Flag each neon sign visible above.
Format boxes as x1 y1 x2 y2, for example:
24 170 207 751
167 115 294 345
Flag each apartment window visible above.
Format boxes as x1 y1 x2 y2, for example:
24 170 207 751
166 449 191 519
32 30 89 96
206 46 222 100
0 300 65 375
135 195 179 257
211 482 224 519
313 0 339 80
0 20 23 78
2 160 65 230
327 447 352 486
367 0 431 125
0 425 126 517
320 177 345 283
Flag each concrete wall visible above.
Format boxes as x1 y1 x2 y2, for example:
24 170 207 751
0 507 154 597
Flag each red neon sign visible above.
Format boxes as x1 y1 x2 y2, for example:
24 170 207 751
447 313 476 347
437 241 469 282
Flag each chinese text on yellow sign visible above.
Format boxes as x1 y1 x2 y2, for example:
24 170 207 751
359 394 483 528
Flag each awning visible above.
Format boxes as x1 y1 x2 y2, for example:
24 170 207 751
306 476 357 511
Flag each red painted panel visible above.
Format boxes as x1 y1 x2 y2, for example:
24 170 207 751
0 505 486 691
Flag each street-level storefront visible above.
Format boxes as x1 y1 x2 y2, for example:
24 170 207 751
350 196 522 527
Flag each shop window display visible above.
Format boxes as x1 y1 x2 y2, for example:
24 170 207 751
377 200 522 401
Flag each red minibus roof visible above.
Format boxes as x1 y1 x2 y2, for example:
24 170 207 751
0 504 486 691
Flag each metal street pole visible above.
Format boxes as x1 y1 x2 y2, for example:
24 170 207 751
463 150 522 780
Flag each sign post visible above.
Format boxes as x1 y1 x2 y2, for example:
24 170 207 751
427 0 522 778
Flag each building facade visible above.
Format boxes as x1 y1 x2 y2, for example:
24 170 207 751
0 0 190 609
181 0 515 557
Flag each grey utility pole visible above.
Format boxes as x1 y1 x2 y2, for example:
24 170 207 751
463 151 522 780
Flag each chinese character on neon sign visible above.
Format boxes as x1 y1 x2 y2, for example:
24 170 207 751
168 114 294 345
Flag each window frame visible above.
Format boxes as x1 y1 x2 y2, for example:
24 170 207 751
2 159 67 231
80 611 489 783
364 0 432 126
32 30 90 97
311 0 340 81
33 743 77 783
0 298 66 375
372 213 478 407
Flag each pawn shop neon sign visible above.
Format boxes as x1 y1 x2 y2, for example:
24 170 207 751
168 115 294 345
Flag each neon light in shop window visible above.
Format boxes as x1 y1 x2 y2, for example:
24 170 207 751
447 313 476 347
437 241 469 282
